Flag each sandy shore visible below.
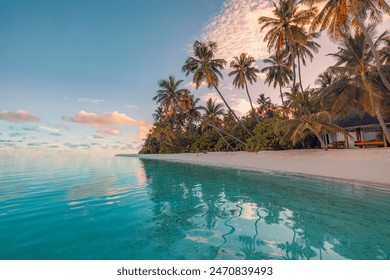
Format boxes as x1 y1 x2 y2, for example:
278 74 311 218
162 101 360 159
134 148 390 188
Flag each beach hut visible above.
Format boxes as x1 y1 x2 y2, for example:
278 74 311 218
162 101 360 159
325 113 390 149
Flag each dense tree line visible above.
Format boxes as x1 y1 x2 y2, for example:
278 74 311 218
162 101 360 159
140 0 390 154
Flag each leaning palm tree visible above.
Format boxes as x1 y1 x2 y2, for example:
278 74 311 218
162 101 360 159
182 40 254 136
279 90 350 150
228 53 260 123
261 52 293 105
259 0 316 91
303 0 390 93
323 27 390 141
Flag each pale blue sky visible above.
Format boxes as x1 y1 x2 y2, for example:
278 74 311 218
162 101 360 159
0 0 389 152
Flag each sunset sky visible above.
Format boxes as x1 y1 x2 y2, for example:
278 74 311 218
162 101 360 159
1 0 389 152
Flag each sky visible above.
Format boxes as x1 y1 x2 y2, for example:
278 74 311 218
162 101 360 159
1 0 389 152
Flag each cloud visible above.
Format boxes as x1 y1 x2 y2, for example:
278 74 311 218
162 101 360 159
77 98 104 105
49 132 61 136
22 126 40 131
136 120 153 141
9 132 23 138
96 127 121 136
185 81 208 89
121 143 135 150
93 135 105 139
230 98 252 116
125 105 140 110
27 142 48 147
65 111 138 126
200 0 274 61
39 126 60 133
0 110 40 122
64 143 91 149
56 124 70 131
200 92 221 102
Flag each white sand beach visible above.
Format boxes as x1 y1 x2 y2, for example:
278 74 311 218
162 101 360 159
137 148 390 188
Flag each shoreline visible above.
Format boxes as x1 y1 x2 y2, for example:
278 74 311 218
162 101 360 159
120 149 390 189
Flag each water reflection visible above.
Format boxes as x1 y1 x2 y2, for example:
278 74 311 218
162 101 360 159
140 159 390 260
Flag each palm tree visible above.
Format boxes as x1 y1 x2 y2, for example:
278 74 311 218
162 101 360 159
259 0 316 91
279 90 350 150
200 98 235 151
182 40 254 136
293 32 321 92
152 106 165 123
261 52 293 105
257 93 277 118
153 75 190 128
200 98 225 130
315 69 336 90
323 27 390 141
228 53 260 123
303 0 390 93
182 94 202 132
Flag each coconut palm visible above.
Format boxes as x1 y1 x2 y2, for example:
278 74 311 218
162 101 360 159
303 0 390 93
153 75 190 128
182 94 202 132
228 53 260 123
261 52 293 105
293 32 321 92
257 93 277 118
200 98 225 130
200 98 236 151
152 106 165 123
259 0 316 91
315 69 337 90
182 40 254 136
323 27 390 141
279 90 350 150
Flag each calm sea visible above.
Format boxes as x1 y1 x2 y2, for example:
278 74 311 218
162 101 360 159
0 150 389 260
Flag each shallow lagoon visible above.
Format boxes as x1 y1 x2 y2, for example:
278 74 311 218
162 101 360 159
0 151 389 259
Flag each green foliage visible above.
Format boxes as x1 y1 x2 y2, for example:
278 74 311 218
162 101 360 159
246 118 290 151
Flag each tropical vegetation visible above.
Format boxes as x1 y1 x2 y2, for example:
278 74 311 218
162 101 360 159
139 0 390 154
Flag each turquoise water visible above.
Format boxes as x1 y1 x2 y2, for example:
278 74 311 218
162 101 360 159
0 151 389 260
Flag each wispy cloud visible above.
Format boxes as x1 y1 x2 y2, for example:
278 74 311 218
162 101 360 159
93 135 105 140
125 105 140 110
39 126 60 133
0 110 40 122
96 127 121 136
200 0 273 61
77 98 104 105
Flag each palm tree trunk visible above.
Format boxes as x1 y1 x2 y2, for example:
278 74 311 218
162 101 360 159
279 85 285 106
184 112 246 145
374 102 390 144
213 85 254 136
314 132 328 150
215 128 236 151
244 79 260 124
357 17 390 94
297 50 305 93
288 42 297 92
